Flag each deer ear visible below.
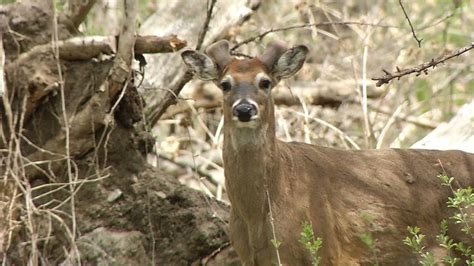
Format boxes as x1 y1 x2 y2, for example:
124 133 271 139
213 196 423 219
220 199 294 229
272 45 309 80
181 50 219 81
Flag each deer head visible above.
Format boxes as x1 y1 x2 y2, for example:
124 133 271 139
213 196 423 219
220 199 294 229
181 40 308 146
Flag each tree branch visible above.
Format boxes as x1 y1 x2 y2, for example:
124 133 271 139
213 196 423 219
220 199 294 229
0 33 5 98
134 35 187 54
372 42 474 87
398 0 423 47
157 152 219 187
231 21 396 51
147 0 219 126
148 71 193 126
196 0 218 51
108 0 137 98
10 35 186 62
64 0 97 28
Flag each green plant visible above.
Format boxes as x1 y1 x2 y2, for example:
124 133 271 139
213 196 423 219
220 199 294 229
403 226 436 266
436 219 460 265
404 174 474 265
299 221 323 266
271 238 282 249
358 212 380 265
438 174 474 236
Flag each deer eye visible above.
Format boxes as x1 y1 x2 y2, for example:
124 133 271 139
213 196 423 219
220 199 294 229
259 79 272 90
220 81 232 92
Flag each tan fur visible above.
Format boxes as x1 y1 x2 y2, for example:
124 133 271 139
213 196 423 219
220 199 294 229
225 138 474 265
181 41 474 265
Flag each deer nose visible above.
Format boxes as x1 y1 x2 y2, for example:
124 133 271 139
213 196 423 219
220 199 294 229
233 100 258 122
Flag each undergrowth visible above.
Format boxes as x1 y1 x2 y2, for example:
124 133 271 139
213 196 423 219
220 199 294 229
299 221 323 266
403 173 474 265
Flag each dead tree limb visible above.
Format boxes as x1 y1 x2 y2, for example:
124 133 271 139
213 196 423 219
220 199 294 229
108 0 137 98
146 0 220 126
134 35 187 54
372 42 474 87
148 71 193 126
0 33 5 98
4 33 184 126
12 35 185 62
64 0 97 28
196 0 218 51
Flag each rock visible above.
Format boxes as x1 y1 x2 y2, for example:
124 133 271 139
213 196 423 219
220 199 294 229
63 227 150 265
106 188 123 202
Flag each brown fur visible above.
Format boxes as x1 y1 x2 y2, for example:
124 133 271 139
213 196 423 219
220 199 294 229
182 41 474 265
225 137 474 265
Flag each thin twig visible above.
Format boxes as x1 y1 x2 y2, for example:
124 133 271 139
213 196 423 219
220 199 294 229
265 186 282 266
231 21 396 51
64 0 97 29
399 0 423 47
52 0 76 246
372 42 474 86
282 108 360 150
347 100 438 129
230 51 252 58
184 127 227 225
0 32 5 97
196 0 218 51
417 12 454 31
361 39 376 148
148 71 193 126
376 101 408 149
157 153 219 187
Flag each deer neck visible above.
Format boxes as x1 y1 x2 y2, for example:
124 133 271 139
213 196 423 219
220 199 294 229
222 111 279 222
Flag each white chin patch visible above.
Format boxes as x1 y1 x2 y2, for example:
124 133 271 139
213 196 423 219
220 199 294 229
233 116 259 128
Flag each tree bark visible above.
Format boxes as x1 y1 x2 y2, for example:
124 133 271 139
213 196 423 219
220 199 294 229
0 2 234 265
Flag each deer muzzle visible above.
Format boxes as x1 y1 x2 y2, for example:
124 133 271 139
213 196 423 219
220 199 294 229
232 99 259 123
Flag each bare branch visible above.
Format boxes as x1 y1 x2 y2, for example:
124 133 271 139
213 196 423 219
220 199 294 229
108 0 137 98
196 0 218 51
0 33 5 98
157 152 219 187
64 0 97 28
231 21 396 51
134 35 187 54
148 71 193 126
399 0 423 47
9 35 186 62
147 0 218 125
0 14 5 98
54 36 117 60
372 42 474 87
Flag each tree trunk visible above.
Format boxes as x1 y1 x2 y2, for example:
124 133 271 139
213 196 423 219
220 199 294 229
0 2 235 265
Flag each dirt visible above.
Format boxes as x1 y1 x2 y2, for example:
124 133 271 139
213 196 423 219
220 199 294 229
4 124 234 265
67 125 233 265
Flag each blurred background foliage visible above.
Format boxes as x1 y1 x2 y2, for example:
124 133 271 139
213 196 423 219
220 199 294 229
141 0 473 201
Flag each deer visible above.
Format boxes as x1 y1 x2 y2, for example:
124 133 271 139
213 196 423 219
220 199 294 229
181 40 474 265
